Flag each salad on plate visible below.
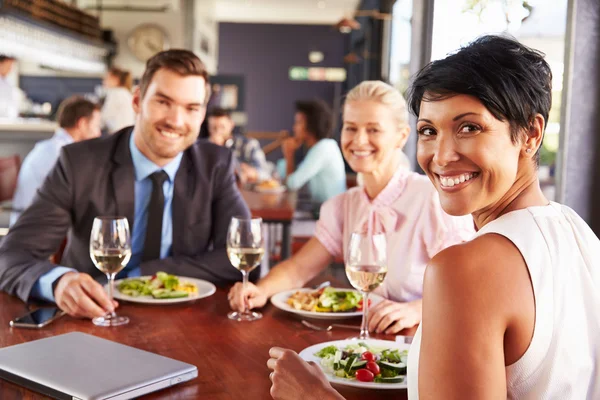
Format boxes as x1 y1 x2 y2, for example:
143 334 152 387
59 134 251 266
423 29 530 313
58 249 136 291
117 272 198 299
314 342 407 384
286 287 367 313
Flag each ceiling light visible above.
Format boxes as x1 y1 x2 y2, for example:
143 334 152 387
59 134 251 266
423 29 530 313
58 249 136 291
309 51 324 63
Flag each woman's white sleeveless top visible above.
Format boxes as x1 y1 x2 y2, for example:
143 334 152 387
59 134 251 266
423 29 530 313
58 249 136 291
407 202 600 399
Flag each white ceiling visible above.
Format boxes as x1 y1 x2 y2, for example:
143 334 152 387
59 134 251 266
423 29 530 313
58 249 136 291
76 0 359 25
215 0 360 25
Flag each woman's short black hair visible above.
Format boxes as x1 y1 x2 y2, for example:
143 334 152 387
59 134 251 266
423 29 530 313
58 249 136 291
295 99 333 140
408 35 552 146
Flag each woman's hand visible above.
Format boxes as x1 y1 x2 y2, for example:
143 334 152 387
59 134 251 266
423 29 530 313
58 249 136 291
367 299 422 334
267 347 344 400
227 281 268 311
281 137 301 160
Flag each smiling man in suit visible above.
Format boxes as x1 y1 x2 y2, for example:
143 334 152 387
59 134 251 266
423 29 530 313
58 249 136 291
0 50 253 320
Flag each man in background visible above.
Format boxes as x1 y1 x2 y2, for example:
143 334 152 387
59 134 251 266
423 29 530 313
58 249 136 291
10 96 101 225
207 107 271 183
0 55 19 119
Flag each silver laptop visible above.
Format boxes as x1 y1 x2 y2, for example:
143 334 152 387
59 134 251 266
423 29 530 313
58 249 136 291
0 332 197 400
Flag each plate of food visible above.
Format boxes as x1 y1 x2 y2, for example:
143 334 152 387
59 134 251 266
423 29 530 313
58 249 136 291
254 179 286 194
111 272 217 304
270 287 384 320
299 339 410 389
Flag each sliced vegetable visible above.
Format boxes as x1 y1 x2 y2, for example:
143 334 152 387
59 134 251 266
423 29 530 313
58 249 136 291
315 345 338 358
378 361 407 374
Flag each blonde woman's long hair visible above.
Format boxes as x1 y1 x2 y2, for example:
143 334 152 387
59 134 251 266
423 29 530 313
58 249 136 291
345 81 411 184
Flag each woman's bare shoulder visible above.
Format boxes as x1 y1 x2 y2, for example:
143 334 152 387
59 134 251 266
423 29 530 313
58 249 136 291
425 234 527 302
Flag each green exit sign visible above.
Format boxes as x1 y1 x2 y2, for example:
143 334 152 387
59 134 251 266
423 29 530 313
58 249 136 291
289 67 347 82
289 67 309 80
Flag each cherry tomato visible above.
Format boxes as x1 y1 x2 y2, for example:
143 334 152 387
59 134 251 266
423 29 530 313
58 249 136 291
356 298 372 311
366 361 380 375
355 369 375 382
361 351 375 362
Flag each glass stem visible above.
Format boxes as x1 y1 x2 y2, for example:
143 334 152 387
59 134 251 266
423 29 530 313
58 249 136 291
107 273 116 317
360 291 370 339
242 271 249 314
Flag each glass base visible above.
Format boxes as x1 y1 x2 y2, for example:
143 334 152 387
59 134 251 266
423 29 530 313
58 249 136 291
228 310 262 322
93 313 129 327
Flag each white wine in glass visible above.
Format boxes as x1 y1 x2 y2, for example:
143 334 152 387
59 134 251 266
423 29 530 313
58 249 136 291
89 216 131 327
227 217 265 322
227 247 265 273
346 232 387 340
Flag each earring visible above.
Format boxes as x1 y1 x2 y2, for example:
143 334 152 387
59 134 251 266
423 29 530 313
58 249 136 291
526 148 532 154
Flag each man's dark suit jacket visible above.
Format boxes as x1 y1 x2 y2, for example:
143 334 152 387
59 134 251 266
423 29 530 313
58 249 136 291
0 128 255 302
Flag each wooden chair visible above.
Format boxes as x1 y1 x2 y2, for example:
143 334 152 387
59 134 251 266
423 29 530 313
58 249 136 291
246 130 289 155
0 154 21 204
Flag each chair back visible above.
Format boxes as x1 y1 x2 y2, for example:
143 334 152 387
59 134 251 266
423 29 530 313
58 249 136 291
0 155 21 202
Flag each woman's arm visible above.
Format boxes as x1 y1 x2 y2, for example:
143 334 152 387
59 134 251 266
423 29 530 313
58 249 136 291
228 237 334 311
418 235 533 399
258 237 333 298
286 141 330 190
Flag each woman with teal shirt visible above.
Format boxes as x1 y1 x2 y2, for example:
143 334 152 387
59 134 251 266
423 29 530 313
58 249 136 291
277 100 347 205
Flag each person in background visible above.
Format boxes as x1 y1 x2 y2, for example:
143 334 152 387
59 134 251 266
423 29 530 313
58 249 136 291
10 96 102 226
277 100 346 205
101 66 135 133
267 36 600 400
0 50 252 320
0 55 19 119
207 107 271 183
230 81 474 334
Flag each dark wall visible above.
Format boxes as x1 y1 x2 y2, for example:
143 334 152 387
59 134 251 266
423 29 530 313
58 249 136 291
217 23 346 133
19 76 101 118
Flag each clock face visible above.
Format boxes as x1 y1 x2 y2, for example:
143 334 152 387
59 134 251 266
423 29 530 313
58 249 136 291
127 25 169 62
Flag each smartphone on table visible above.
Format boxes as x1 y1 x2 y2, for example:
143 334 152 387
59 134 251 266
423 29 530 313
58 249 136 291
9 307 65 329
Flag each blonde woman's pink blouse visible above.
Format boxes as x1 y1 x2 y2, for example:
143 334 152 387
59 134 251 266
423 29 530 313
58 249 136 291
315 169 475 302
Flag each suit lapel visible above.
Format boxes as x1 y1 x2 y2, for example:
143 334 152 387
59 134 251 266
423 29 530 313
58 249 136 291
110 130 136 232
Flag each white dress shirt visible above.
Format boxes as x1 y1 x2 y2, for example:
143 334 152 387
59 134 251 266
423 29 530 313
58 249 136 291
10 128 74 226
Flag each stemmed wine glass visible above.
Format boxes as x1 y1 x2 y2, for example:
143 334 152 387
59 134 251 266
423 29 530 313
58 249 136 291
89 216 132 327
345 232 388 339
227 217 265 322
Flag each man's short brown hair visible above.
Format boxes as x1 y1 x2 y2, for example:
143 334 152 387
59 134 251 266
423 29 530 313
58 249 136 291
56 96 100 129
138 49 210 103
0 55 15 63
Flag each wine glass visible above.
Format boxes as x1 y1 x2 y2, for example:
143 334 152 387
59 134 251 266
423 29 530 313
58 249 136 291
345 232 387 339
227 217 265 322
89 216 132 327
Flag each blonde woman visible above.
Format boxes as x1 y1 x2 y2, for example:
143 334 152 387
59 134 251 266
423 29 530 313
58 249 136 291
101 66 135 133
229 81 474 334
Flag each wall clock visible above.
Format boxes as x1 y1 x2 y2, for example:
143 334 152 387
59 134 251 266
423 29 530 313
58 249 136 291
127 24 169 62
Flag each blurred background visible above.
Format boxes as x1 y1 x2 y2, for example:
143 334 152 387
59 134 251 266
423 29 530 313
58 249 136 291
1 0 599 235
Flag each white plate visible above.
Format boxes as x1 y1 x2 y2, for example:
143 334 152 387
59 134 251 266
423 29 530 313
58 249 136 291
299 339 410 390
254 185 286 194
110 276 217 304
270 288 383 320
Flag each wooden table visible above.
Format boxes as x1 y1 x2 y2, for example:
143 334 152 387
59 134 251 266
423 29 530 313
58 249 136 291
0 278 409 400
241 189 297 260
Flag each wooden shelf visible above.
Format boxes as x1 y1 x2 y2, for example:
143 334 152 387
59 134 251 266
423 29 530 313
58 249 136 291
3 0 102 41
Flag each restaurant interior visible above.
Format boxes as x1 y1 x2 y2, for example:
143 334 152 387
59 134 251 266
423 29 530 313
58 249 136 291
0 0 598 399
